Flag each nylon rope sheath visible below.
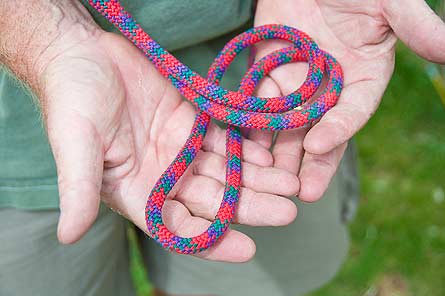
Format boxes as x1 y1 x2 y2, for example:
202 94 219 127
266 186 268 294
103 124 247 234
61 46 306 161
90 0 343 254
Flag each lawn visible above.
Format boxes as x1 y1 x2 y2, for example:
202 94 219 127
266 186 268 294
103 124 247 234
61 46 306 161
309 43 445 296
129 3 445 295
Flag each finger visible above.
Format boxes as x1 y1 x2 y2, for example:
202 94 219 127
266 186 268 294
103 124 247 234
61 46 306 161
304 78 388 155
253 41 311 173
174 175 297 226
203 122 273 166
198 228 256 262
46 111 104 244
272 128 308 174
246 129 274 150
161 200 256 262
107 189 256 262
254 39 309 96
193 151 299 196
298 143 348 203
384 0 445 63
249 41 310 150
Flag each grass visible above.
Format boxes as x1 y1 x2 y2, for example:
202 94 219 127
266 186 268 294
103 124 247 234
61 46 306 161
128 228 153 296
309 43 445 296
128 16 445 296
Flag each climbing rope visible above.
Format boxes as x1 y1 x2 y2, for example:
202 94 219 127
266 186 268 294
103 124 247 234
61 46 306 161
90 0 343 254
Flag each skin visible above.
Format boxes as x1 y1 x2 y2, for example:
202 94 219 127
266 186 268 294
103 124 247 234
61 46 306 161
251 0 445 207
41 24 302 262
0 1 299 263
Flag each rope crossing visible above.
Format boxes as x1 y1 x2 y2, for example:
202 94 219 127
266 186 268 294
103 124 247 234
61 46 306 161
90 0 343 254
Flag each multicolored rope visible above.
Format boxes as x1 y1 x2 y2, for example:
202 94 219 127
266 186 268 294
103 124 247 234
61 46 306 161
89 0 343 254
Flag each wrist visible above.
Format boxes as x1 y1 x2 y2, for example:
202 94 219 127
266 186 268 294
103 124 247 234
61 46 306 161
0 1 100 96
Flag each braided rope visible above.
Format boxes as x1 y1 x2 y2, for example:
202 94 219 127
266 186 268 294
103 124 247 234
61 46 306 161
89 0 343 254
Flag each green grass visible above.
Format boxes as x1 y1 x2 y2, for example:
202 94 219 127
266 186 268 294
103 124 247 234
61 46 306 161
128 227 153 296
309 43 445 296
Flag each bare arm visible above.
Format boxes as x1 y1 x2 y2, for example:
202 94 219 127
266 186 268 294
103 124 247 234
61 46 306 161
0 1 98 94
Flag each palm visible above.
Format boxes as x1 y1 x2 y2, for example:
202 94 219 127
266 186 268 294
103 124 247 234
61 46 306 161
253 0 445 202
271 0 397 152
42 31 300 261
300 0 396 110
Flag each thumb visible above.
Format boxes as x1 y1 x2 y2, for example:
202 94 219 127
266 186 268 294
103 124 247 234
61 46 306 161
46 109 104 244
384 0 445 63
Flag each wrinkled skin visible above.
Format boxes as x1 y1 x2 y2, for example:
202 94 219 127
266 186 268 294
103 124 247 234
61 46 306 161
40 21 301 262
253 0 445 202
36 0 445 264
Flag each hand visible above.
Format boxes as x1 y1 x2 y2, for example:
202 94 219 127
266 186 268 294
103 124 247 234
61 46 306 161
34 10 301 262
252 0 445 202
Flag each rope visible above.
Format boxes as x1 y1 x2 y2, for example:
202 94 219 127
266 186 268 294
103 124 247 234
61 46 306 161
89 0 343 254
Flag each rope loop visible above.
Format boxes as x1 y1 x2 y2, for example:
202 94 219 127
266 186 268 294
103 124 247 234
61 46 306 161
90 0 343 254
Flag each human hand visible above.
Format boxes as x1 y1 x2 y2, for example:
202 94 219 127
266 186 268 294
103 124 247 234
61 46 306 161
1 1 300 262
253 0 445 202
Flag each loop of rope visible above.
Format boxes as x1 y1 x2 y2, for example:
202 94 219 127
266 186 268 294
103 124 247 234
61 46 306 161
90 0 343 254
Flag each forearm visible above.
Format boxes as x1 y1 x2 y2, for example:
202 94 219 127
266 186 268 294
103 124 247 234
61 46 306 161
0 0 97 95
